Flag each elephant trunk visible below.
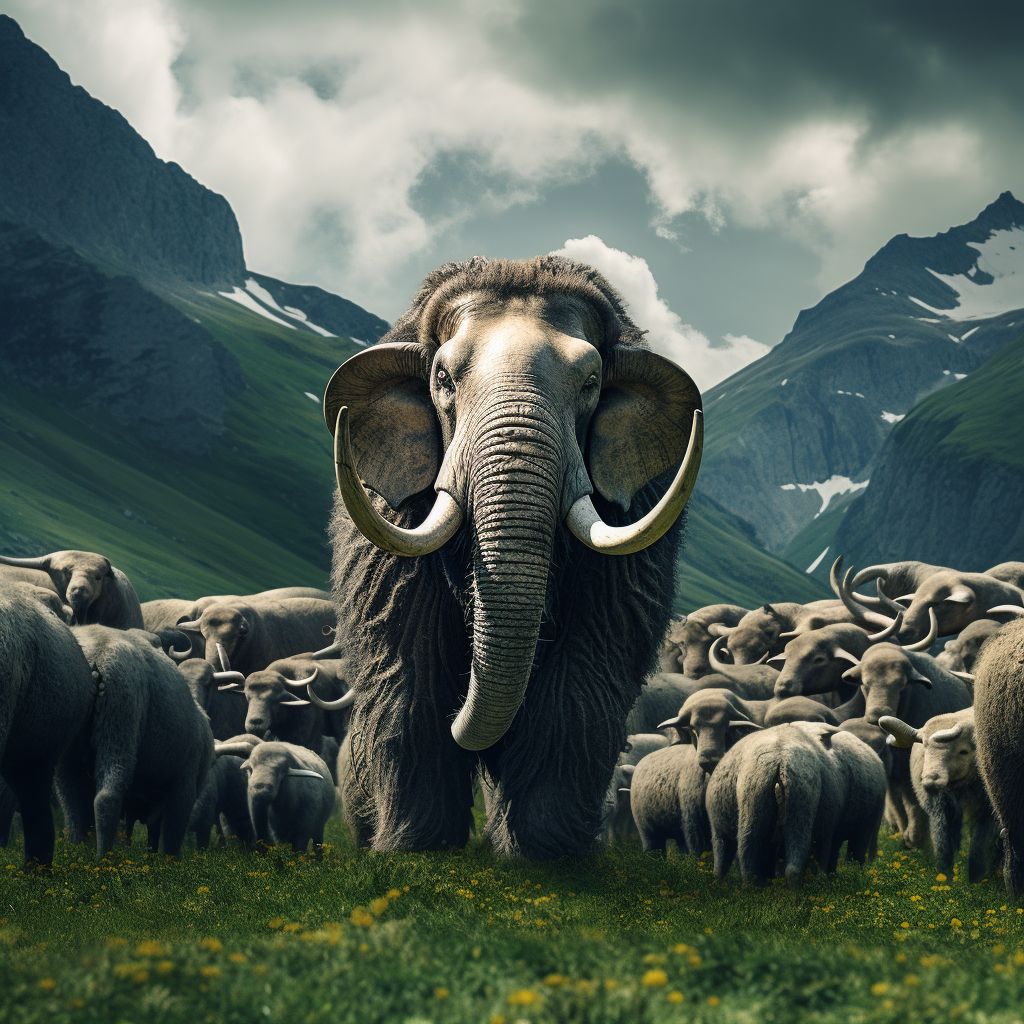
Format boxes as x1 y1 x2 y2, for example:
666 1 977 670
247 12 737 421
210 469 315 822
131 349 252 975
450 407 563 751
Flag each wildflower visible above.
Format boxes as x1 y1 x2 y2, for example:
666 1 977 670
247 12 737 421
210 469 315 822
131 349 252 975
895 953 906 963
508 989 539 1006
200 966 221 979
387 889 401 899
1014 952 1024 967
904 975 921 986
370 897 389 916
673 943 695 955
708 995 721 1006
951 918 962 928
200 938 223 952
435 987 449 998
936 873 947 882
900 922 910 929
643 953 667 965
38 978 56 991
491 1016 506 1024
667 991 684 1003
132 970 148 984
197 886 209 894
543 974 567 987
107 938 127 949
267 918 284 930
604 979 619 990
157 961 174 975
135 940 164 957
358 943 369 953
228 953 247 964
870 982 889 996
351 907 374 927
642 969 668 987
688 953 702 967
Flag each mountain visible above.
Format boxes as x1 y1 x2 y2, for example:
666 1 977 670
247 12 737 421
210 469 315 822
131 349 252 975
827 334 1024 573
699 193 1024 558
0 15 824 612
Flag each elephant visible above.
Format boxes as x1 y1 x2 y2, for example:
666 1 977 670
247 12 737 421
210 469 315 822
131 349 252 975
325 255 703 858
0 549 143 628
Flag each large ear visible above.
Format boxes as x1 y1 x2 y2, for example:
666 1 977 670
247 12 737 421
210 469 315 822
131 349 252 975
707 623 736 638
946 586 974 605
586 347 702 511
323 344 440 510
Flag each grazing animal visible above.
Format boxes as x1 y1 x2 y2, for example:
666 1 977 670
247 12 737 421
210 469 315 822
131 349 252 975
190 749 256 849
224 660 327 751
658 690 763 775
141 598 198 632
662 605 747 676
837 719 894 779
176 598 337 676
0 549 143 628
175 659 248 740
972 618 1024 898
216 736 335 853
880 708 997 881
936 618 1002 674
705 637 782 699
0 583 95 866
625 673 719 738
711 601 859 665
842 643 971 849
707 722 885 887
328 255 703 858
629 743 711 855
986 562 1024 589
62 626 214 857
600 733 669 842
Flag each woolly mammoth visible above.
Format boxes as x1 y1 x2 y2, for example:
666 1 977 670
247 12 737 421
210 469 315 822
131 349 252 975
0 549 142 629
327 256 703 858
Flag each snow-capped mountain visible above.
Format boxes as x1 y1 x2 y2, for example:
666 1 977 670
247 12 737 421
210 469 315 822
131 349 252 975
697 191 1024 557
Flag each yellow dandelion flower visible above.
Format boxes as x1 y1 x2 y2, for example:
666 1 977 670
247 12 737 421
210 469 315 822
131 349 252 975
642 969 668 987
228 953 247 964
370 897 389 916
132 970 148 984
254 965 267 975
951 918 962 927
870 982 889 996
895 953 907 963
490 1016 506 1024
936 873 947 882
351 907 374 927
904 975 921 986
387 888 401 899
157 961 174 975
604 979 619 990
708 995 721 1006
135 940 164 957
1014 952 1024 967
107 937 127 949
197 886 210 894
283 922 302 932
508 989 539 1006
673 943 695 955
543 974 567 987
900 922 910 929
267 918 284 930
643 953 667 965
200 937 223 952
667 991 683 1003
688 954 702 967
434 987 449 999
38 978 56 991
200 966 221 979
358 943 369 953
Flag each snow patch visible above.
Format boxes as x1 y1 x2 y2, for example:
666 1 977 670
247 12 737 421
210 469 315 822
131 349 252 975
881 411 904 423
961 326 980 340
350 337 368 348
303 392 320 403
243 278 336 337
780 379 788 386
778 476 869 518
954 373 967 380
219 287 296 329
855 392 864 398
806 547 830 574
948 334 960 343
916 227 1024 320
888 334 895 339
943 370 951 375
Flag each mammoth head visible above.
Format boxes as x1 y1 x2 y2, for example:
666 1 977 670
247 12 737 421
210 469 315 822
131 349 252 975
0 549 113 624
323 257 704 753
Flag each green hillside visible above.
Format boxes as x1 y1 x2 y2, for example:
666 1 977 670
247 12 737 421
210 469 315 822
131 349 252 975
0 288 828 611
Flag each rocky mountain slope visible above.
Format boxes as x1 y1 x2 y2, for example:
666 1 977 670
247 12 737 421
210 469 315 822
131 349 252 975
699 193 1024 555
0 15 823 611
828 334 1024 573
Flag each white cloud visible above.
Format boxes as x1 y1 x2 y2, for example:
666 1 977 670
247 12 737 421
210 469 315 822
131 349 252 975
555 236 769 390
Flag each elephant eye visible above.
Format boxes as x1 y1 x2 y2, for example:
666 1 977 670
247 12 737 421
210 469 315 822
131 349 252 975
581 375 598 392
435 367 455 393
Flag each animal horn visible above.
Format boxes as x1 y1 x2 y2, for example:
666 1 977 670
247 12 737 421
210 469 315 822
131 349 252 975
566 411 702 554
708 636 733 672
306 686 356 711
286 768 325 779
986 604 1024 617
0 552 54 571
832 648 862 666
310 641 344 660
951 670 975 682
284 669 319 689
657 715 683 730
165 631 193 662
846 564 892 607
874 579 909 618
831 556 897 630
900 606 939 652
930 723 964 743
215 671 246 690
214 739 259 757
867 610 904 642
280 698 311 707
334 406 463 557
216 643 230 672
175 619 202 631
877 715 922 748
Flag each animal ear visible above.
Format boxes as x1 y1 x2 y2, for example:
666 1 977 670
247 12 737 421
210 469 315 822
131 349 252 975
707 623 736 638
323 343 440 510
729 720 762 733
908 669 932 688
946 586 974 605
585 347 702 512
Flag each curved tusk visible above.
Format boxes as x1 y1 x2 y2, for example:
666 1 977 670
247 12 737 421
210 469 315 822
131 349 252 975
708 636 733 672
166 632 193 662
846 565 890 608
831 557 897 630
566 409 703 555
310 641 344 660
284 669 319 689
874 579 909 618
306 686 356 712
986 604 1024 617
951 670 975 682
287 768 325 779
901 606 938 652
280 698 311 707
214 740 259 757
657 717 683 730
215 670 246 691
176 619 202 631
867 610 904 642
334 406 463 556
930 723 964 743
216 643 230 673
0 552 54 571
877 715 921 748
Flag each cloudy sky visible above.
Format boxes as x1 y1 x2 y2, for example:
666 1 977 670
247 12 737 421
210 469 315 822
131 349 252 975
5 0 1022 386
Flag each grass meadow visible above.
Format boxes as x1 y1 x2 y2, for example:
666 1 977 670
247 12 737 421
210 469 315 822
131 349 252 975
1 800 1023 1024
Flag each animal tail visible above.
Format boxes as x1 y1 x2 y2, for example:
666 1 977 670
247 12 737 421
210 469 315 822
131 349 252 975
772 762 788 847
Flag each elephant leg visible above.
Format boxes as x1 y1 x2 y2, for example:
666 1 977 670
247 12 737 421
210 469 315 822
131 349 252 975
93 763 131 858
712 831 737 879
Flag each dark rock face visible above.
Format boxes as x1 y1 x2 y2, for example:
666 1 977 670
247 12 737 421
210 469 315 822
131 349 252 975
699 192 1024 553
246 273 390 343
0 222 243 454
0 15 245 286
832 337 1024 570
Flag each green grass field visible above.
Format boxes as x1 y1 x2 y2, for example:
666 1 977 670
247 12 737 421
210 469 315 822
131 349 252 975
2 807 1023 1024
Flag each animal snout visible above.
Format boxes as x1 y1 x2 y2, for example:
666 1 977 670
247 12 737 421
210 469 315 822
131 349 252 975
698 754 720 774
922 774 946 793
774 683 795 698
